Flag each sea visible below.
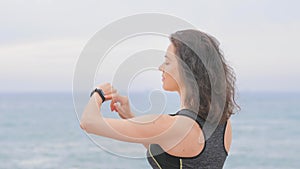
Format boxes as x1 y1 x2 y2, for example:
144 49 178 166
0 91 299 169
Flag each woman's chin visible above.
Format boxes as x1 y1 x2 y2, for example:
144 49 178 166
162 84 174 92
162 84 168 91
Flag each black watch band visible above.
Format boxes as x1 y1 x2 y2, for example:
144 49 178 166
90 88 105 103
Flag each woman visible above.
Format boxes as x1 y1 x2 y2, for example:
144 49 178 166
80 29 239 169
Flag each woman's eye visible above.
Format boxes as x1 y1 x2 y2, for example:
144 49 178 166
164 62 170 65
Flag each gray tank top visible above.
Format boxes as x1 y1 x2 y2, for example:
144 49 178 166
146 109 228 169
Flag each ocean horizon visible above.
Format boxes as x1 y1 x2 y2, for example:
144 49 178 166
1 91 299 169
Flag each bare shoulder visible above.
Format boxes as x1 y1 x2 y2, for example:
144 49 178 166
133 113 197 144
159 115 205 156
224 119 232 153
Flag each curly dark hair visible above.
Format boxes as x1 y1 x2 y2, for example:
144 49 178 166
170 29 239 124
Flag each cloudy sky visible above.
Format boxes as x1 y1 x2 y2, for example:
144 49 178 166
0 0 299 92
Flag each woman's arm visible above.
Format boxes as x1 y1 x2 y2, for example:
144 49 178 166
80 93 175 144
109 94 149 148
80 84 194 146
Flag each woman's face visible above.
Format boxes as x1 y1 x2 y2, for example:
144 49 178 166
159 44 182 92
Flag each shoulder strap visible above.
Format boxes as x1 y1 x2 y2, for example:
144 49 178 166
172 109 205 128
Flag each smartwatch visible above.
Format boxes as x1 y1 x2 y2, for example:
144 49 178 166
90 88 106 103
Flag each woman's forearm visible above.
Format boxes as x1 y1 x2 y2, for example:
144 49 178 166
80 93 103 130
128 113 149 149
80 90 151 148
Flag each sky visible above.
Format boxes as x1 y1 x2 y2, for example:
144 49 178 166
0 0 299 93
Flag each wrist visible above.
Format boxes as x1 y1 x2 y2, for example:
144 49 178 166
91 93 103 105
90 88 105 103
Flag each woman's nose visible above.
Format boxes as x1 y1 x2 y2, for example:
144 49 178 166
159 64 163 71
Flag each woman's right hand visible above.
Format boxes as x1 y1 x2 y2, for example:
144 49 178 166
110 94 134 119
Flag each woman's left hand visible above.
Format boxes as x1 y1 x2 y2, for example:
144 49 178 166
80 82 117 130
96 83 118 102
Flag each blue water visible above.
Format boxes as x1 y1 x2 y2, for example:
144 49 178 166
0 92 299 169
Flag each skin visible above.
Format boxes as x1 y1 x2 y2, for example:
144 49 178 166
80 44 232 157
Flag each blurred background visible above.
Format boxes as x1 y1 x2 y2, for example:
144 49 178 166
0 0 299 168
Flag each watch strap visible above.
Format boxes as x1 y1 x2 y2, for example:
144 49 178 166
90 88 105 103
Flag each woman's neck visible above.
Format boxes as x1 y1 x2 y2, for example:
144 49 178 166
178 88 187 110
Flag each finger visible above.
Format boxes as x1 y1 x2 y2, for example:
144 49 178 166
110 100 115 111
104 87 116 95
109 88 117 95
98 82 110 90
105 93 118 101
104 94 113 101
113 103 119 111
97 82 113 94
106 90 121 100
110 93 123 111
110 93 122 102
113 103 120 114
114 103 126 118
114 102 125 112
